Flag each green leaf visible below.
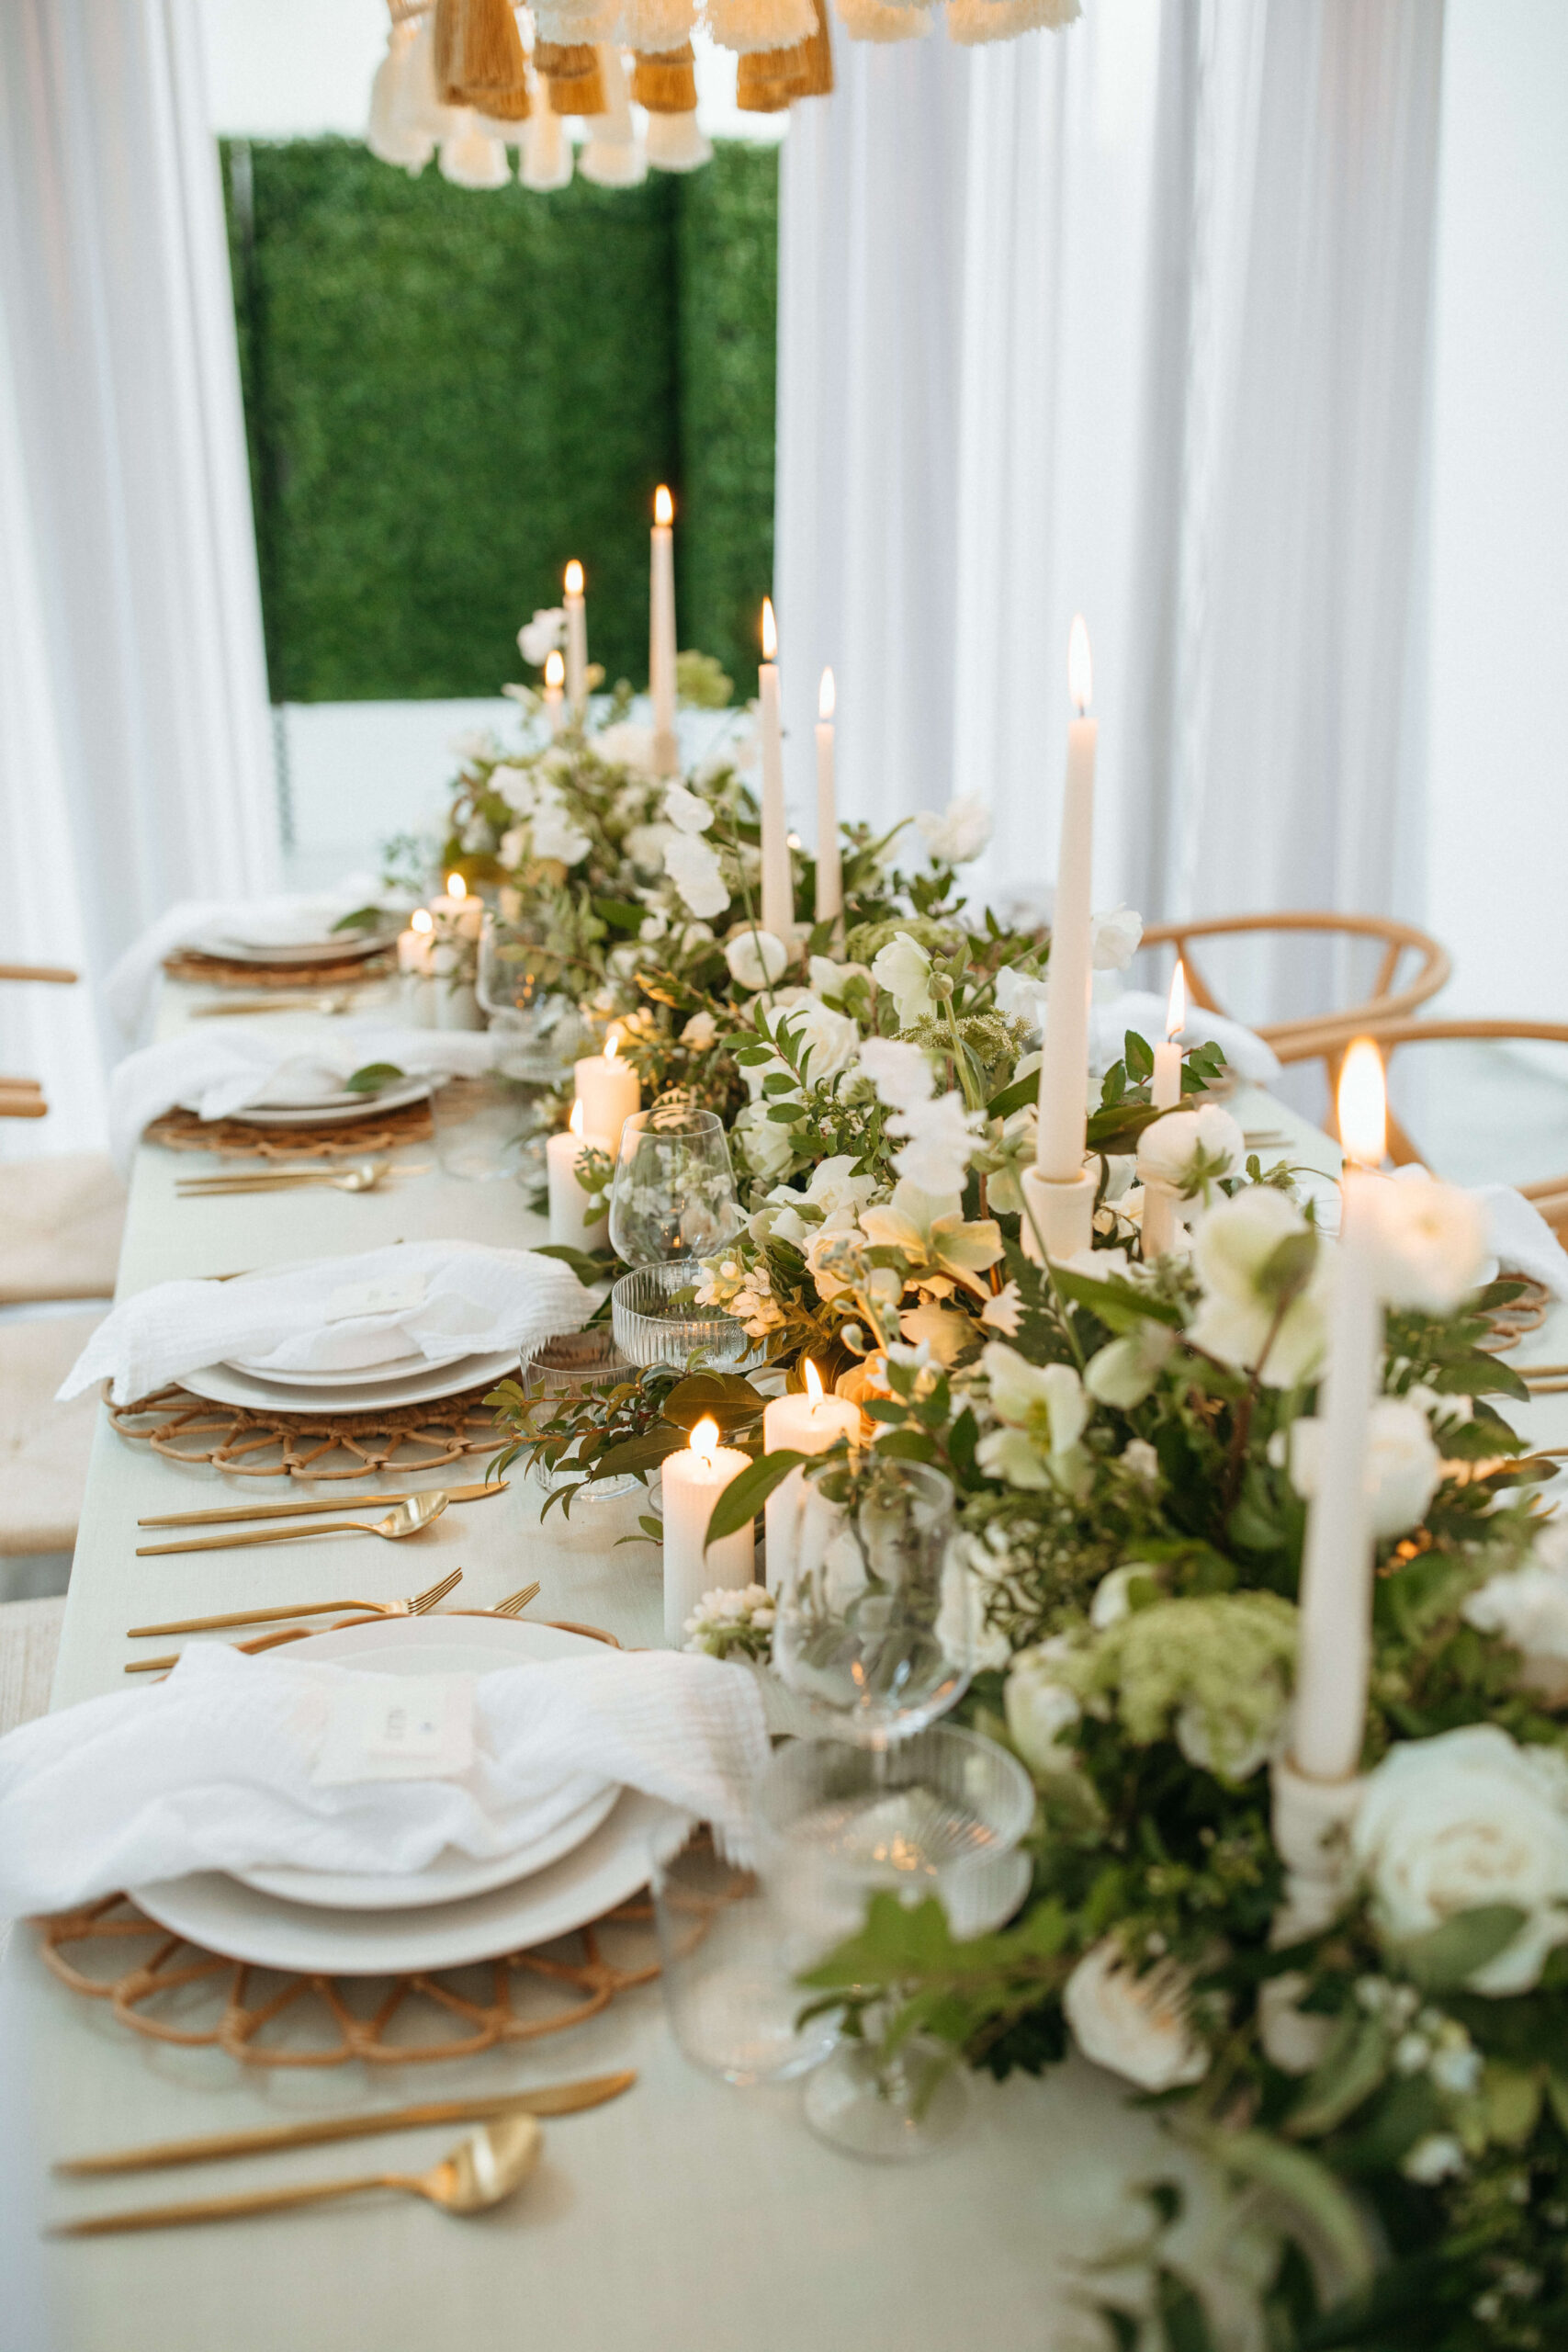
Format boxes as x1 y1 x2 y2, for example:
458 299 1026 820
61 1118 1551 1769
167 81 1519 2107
986 1073 1036 1121
1188 2129 1378 2298
703 1448 808 1550
530 1243 611 1285
1257 1228 1318 1304
1155 2270 1217 2352
592 1427 689 1478
1049 1263 1184 1329
873 1429 940 1464
1285 2014 1390 2138
1393 1903 1528 1993
343 1060 404 1095
330 904 388 933
1482 2059 1542 2147
661 1373 767 1434
1123 1029 1155 1082
591 897 646 933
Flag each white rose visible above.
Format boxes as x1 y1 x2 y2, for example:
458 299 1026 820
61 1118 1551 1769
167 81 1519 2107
664 831 730 921
1091 906 1144 972
913 796 993 865
807 954 873 1001
662 782 714 835
731 1099 795 1182
517 607 565 664
529 787 592 866
1368 1170 1490 1313
1351 1724 1568 1995
491 763 537 816
681 1010 718 1051
1188 1187 1329 1388
725 930 789 991
1465 1523 1568 1699
625 821 674 872
764 989 861 1090
1004 1645 1082 1773
1136 1104 1246 1197
593 720 657 775
1063 1939 1210 2091
1089 1562 1165 1629
1285 1396 1443 1539
870 932 936 1028
1257 1973 1336 2075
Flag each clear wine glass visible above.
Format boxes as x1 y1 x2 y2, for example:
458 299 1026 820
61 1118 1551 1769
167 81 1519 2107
607 1105 744 1267
477 913 587 1080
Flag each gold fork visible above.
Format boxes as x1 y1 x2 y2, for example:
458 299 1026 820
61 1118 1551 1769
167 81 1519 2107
124 1569 464 1673
242 1577 542 1651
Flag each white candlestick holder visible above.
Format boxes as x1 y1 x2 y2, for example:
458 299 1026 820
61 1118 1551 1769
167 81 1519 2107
1270 1753 1364 1943
1020 1165 1097 1265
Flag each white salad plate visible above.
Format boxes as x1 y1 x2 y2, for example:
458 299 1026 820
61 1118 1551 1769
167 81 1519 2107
187 927 404 967
226 1352 432 1388
237 1077 434 1127
131 1620 657 1973
181 1350 517 1415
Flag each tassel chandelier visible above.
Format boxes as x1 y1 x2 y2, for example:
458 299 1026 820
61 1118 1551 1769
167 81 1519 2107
371 0 1081 192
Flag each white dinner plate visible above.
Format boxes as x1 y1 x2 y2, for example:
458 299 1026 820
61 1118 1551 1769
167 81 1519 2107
181 1349 518 1415
187 927 404 967
131 1617 660 1972
226 1352 431 1388
236 1077 434 1128
234 1618 619 1910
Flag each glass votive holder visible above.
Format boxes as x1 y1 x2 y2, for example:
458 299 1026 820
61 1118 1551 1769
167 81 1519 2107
520 1328 638 1500
430 1070 545 1182
651 1825 837 2086
611 1261 756 1372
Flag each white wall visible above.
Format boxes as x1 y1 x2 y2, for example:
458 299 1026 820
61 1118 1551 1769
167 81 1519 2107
1428 0 1568 1019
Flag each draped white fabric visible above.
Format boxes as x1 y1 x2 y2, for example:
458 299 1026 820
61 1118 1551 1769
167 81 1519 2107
0 0 276 1155
776 2 1445 1025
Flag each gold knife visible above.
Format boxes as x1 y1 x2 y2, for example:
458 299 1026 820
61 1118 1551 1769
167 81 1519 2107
53 2075 637 2177
138 1481 508 1530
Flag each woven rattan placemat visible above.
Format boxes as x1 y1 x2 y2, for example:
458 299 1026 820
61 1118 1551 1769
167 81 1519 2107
143 1099 434 1160
163 948 397 990
107 1381 508 1481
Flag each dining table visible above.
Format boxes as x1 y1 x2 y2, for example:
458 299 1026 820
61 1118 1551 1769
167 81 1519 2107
6 984 1566 2352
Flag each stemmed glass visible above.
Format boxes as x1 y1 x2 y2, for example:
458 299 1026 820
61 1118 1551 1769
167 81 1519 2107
477 911 588 1080
607 1105 744 1267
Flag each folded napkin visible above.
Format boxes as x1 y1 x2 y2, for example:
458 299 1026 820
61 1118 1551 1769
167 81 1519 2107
104 875 409 1038
58 1238 592 1405
1090 992 1281 1086
0 1643 769 1917
108 1023 496 1174
1479 1186 1568 1301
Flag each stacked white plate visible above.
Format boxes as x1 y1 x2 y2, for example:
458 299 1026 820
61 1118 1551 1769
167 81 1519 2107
186 924 405 967
181 1347 518 1416
239 1075 434 1129
131 1617 660 1973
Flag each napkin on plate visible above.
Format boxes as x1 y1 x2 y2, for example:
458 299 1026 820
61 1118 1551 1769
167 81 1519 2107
0 1643 770 1916
57 1238 592 1405
108 1023 496 1174
104 876 411 1038
1090 992 1281 1086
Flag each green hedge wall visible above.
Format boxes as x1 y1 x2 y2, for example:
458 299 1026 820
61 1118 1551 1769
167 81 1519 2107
223 136 777 704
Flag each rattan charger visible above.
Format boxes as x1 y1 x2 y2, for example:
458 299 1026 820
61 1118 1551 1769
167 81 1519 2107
107 1380 509 1481
163 947 397 990
144 1098 434 1160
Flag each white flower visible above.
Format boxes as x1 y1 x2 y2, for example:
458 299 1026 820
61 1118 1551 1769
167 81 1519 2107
1005 1644 1082 1773
449 727 496 762
1122 1438 1160 1484
887 1090 984 1195
593 720 657 775
1368 1170 1490 1313
1089 1563 1165 1630
1188 1187 1329 1388
724 929 789 991
1402 2133 1467 2186
1085 1323 1177 1409
529 787 592 866
994 966 1050 1040
1283 1396 1443 1539
762 1156 878 1249
856 1035 935 1112
1465 1522 1568 1698
682 1010 718 1051
1091 906 1144 972
897 1301 972 1364
807 955 873 1001
1258 1973 1336 2075
870 932 936 1028
913 796 992 865
498 823 527 869
491 763 537 815
980 1282 1023 1337
730 1099 795 1182
1063 1939 1210 2092
1176 1701 1276 1781
664 831 730 921
1136 1104 1246 1198
761 989 861 1090
662 782 714 835
938 1545 1010 1674
1351 1724 1568 1995
518 607 565 664
977 1346 1088 1490
626 821 674 872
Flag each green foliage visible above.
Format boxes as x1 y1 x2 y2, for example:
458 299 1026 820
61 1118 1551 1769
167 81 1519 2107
222 136 777 704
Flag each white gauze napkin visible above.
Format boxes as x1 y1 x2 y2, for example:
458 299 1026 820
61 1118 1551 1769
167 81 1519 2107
108 1023 497 1175
1091 993 1281 1085
104 876 409 1038
0 1644 770 1916
58 1238 592 1405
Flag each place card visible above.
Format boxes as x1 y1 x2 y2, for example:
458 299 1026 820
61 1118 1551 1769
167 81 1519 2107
312 1674 476 1785
324 1272 429 1323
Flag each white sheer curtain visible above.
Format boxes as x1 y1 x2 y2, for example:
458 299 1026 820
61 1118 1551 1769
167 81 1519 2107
0 0 276 1155
776 2 1445 1025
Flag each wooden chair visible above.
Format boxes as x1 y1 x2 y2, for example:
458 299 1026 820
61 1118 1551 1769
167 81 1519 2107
1 959 76 1119
1136 913 1450 1057
1274 1016 1568 1229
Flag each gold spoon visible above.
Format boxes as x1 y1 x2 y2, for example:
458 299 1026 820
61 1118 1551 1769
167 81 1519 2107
51 2115 543 2236
136 1492 448 1558
175 1160 391 1197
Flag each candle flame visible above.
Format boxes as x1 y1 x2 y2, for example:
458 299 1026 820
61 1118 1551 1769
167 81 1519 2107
804 1359 824 1400
564 560 583 596
654 484 673 526
690 1416 719 1465
1166 958 1186 1041
761 598 777 662
1067 616 1092 715
545 649 564 688
818 667 835 721
604 1029 620 1062
447 872 467 900
569 1100 583 1137
411 908 434 934
1338 1037 1387 1170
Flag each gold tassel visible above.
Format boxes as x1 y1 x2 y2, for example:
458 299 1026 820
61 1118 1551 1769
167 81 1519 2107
632 42 697 112
736 0 832 108
536 42 608 115
434 0 529 113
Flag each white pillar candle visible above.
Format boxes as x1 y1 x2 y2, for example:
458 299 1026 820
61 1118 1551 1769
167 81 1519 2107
1292 1040 1387 1783
762 1361 858 1591
758 598 792 942
1035 616 1099 1183
813 668 841 930
430 873 483 941
564 560 587 715
547 1102 610 1250
650 485 678 778
543 648 565 737
397 909 434 976
1142 960 1186 1261
660 1417 755 1647
573 1032 641 1158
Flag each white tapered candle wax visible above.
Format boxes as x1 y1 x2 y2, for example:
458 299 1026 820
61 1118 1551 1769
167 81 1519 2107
813 668 841 929
564 560 587 714
758 598 792 941
1035 617 1098 1182
650 486 678 778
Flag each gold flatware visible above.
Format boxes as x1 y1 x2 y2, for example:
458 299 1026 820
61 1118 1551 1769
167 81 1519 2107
489 1581 540 1617
138 1480 507 1530
173 1580 543 1666
127 1566 465 1641
188 991 362 1019
136 1491 448 1559
50 2115 543 2235
176 1160 392 1198
124 1569 465 1673
54 2074 636 2177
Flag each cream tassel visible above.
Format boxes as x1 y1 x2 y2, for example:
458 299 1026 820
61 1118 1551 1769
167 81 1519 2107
618 0 697 51
438 108 513 184
536 40 609 113
736 0 831 106
646 109 713 170
632 41 697 109
830 0 930 41
383 13 460 153
579 45 648 186
520 89 576 187
945 0 1079 40
533 0 620 40
705 0 814 56
369 17 437 168
434 0 531 111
